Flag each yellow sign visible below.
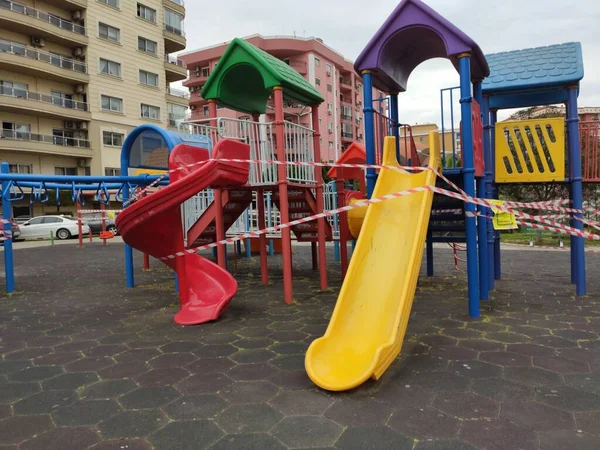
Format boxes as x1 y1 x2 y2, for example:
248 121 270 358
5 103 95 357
134 169 167 176
490 200 518 230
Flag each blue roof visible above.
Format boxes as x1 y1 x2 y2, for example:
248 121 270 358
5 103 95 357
482 42 583 94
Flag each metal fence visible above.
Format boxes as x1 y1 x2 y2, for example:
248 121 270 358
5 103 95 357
0 39 87 73
0 130 91 148
0 86 88 111
581 121 600 182
0 0 86 35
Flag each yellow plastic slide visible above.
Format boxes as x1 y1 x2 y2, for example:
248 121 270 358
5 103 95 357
305 133 441 391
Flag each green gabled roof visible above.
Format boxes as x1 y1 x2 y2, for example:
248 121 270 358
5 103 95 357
200 38 324 115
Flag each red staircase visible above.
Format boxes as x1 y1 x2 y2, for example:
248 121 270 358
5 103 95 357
187 189 253 248
272 188 333 242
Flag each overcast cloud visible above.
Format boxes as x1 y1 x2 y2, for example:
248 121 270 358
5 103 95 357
181 0 600 125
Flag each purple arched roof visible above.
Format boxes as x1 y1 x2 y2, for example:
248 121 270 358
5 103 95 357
355 0 489 92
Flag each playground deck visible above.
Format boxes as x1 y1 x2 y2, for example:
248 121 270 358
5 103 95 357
0 245 599 450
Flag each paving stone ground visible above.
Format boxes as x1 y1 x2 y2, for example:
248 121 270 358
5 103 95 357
0 243 599 449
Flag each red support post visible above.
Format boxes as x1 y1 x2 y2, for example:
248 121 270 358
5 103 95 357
273 87 293 303
77 201 83 248
257 189 269 285
311 103 328 290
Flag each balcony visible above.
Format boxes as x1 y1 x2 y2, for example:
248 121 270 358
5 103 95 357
167 113 187 128
340 79 352 91
51 0 88 10
0 86 90 121
163 23 186 53
163 0 184 15
341 114 352 121
341 131 353 143
166 87 190 105
183 74 209 88
0 129 92 157
164 54 187 82
288 61 307 75
0 39 88 84
0 0 88 48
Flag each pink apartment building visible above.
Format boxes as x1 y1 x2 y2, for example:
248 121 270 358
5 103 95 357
180 34 386 162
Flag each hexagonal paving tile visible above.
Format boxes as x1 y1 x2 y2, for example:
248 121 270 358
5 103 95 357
433 391 499 419
535 385 600 411
233 338 274 349
471 377 534 402
480 351 532 367
269 355 306 371
504 366 563 386
8 365 63 382
19 427 101 450
0 360 31 376
459 418 536 450
0 415 53 445
42 372 99 391
269 389 334 416
388 405 460 440
149 420 224 450
414 439 478 450
136 368 190 387
227 363 277 381
0 382 41 403
186 358 236 375
210 433 286 450
88 438 153 450
219 380 279 404
410 371 470 392
176 373 233 395
270 369 315 390
229 349 276 364
162 394 227 420
97 362 149 380
500 400 574 431
149 353 196 369
13 390 77 415
533 355 591 374
215 403 283 433
81 379 138 399
447 360 504 378
52 399 122 426
271 416 343 448
575 411 600 435
325 397 394 426
159 342 201 354
65 357 115 372
119 386 180 409
538 430 599 450
98 410 169 439
336 426 413 450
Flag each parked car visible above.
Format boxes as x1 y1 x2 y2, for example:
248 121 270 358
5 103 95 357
14 215 31 224
81 213 119 235
1 220 21 243
18 215 89 240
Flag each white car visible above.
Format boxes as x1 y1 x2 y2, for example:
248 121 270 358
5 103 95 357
18 215 90 241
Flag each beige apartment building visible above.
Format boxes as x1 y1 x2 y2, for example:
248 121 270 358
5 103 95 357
0 0 188 186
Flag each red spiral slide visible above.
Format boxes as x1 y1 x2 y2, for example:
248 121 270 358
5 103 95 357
116 139 250 325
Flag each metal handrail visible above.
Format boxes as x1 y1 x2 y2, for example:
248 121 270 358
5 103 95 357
167 87 190 99
167 0 184 5
164 23 185 37
0 39 87 73
0 86 89 111
164 54 187 68
1 129 91 148
0 0 86 35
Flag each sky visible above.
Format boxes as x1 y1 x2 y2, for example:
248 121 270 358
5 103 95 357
181 0 600 126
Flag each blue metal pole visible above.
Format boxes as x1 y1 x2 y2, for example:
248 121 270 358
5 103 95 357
1 162 15 294
0 173 166 183
121 182 135 288
426 231 434 276
490 110 501 280
245 211 252 258
362 71 376 198
266 192 274 256
482 95 495 291
567 87 586 296
473 81 488 301
389 93 400 163
458 54 480 318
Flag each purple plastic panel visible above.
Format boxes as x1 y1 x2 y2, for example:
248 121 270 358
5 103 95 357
355 0 489 92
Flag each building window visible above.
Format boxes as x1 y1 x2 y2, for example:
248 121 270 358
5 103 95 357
105 167 121 176
99 58 121 77
342 123 353 134
9 164 31 174
2 122 30 139
141 103 160 120
139 70 158 87
55 167 77 176
327 84 332 93
137 3 156 22
168 103 187 126
283 58 291 65
315 78 321 86
328 141 333 149
99 23 120 42
328 121 333 133
98 0 119 7
164 8 184 35
201 66 210 77
203 105 209 117
327 103 332 114
51 91 73 108
101 95 123 112
138 37 157 54
0 80 28 98
103 131 124 146
326 63 332 75
419 137 425 143
315 56 320 67
53 129 76 146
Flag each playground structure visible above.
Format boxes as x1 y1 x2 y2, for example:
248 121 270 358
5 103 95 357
1 0 599 393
